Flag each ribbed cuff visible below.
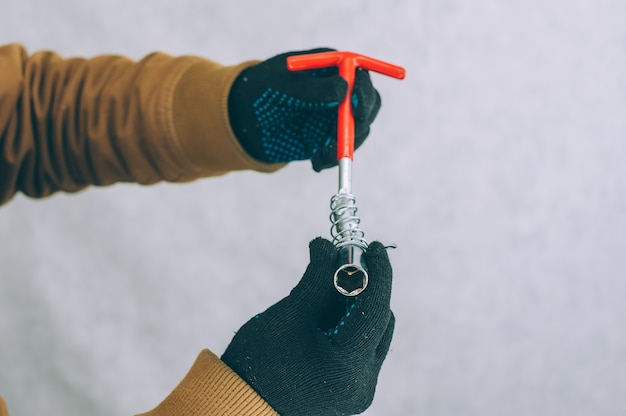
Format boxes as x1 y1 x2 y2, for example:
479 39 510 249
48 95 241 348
136 349 278 416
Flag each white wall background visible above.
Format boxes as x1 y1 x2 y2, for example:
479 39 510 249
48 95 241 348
1 0 625 415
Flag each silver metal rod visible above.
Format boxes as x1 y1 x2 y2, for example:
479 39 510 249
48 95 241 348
332 157 368 296
338 157 352 194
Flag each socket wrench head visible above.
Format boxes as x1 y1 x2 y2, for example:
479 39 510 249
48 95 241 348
334 245 368 296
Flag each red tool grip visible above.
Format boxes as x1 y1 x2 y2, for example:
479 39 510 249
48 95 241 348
287 51 406 160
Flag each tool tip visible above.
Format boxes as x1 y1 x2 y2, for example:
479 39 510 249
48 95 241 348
334 264 368 297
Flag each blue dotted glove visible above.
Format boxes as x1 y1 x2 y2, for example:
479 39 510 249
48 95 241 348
228 48 381 171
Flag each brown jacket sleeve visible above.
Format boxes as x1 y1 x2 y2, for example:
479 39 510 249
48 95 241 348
0 351 279 416
0 43 283 206
137 349 278 416
0 397 7 416
0 44 284 414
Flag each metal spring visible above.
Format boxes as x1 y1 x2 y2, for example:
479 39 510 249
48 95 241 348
329 192 368 250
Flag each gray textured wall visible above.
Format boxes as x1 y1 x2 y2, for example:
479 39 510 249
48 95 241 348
1 1 625 415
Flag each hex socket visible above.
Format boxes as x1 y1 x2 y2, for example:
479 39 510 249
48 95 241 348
334 245 369 296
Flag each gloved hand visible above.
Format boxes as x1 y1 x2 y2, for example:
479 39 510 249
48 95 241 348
221 238 394 416
228 48 381 171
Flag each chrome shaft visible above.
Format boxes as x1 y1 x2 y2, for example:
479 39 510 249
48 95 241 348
331 157 369 296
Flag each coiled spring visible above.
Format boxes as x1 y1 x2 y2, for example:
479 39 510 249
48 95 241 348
330 192 368 250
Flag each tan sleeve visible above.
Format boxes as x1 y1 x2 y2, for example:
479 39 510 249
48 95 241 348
0 351 278 416
0 43 284 206
0 396 8 416
137 349 279 416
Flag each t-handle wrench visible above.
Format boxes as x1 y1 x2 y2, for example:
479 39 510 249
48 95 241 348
287 51 406 296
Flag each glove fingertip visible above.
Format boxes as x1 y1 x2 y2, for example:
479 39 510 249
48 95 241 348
353 127 370 150
311 160 325 173
365 245 392 275
309 237 337 261
320 75 348 103
362 241 393 295
365 241 390 260
311 145 338 172
336 75 349 96
291 238 339 300
353 70 381 119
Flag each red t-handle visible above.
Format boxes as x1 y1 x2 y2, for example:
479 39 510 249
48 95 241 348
287 51 406 160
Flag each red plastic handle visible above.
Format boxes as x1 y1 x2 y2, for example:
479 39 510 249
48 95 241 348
287 51 406 160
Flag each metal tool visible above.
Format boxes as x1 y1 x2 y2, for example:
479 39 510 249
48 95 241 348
287 51 405 296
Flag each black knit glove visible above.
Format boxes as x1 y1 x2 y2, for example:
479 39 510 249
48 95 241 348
228 48 381 171
221 238 394 416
